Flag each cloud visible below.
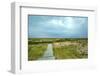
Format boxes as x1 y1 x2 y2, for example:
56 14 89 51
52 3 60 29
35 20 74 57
28 16 88 38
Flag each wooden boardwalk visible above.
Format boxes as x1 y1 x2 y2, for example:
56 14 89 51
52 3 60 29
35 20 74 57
39 44 55 60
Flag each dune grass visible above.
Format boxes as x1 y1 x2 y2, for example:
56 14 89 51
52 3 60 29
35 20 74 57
53 41 88 59
53 45 78 59
28 44 47 60
28 38 88 60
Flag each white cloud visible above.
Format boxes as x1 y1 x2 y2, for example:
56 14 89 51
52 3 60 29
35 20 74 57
28 16 88 38
47 19 63 26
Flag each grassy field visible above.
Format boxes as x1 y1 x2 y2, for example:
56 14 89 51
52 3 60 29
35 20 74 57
53 40 88 59
28 38 88 61
28 44 47 60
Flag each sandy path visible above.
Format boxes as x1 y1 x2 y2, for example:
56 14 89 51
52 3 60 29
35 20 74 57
38 44 55 60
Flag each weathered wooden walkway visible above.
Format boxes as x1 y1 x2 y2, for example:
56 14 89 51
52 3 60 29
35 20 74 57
39 44 55 60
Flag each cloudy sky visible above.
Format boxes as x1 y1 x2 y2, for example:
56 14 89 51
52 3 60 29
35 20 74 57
28 15 88 38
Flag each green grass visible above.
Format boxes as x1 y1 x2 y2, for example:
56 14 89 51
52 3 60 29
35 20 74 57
28 38 88 44
28 44 47 60
53 45 78 59
28 38 88 60
53 40 88 59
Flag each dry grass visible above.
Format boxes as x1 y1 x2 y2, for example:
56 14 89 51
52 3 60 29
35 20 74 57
53 40 88 59
28 44 47 60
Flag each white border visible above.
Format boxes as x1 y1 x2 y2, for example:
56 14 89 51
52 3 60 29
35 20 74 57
11 2 96 74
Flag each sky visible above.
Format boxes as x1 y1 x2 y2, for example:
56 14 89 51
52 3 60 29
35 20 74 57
28 15 88 38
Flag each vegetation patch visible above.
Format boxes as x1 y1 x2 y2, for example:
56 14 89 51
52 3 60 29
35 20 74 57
28 44 47 60
53 39 88 59
28 38 88 61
